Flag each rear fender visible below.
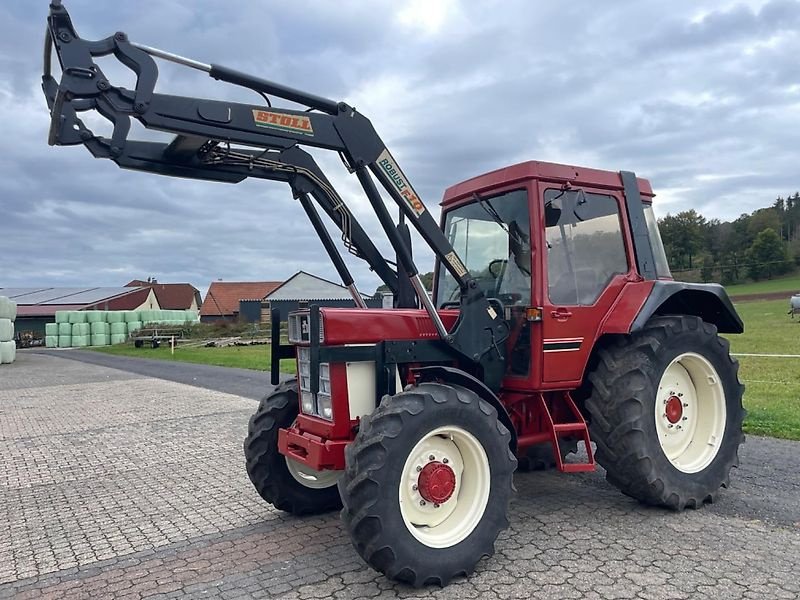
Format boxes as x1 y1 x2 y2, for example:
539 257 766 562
413 365 517 452
632 281 744 334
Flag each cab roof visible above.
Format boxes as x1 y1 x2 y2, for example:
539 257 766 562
441 160 654 207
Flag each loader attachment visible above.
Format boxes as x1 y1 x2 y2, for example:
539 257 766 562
42 1 510 390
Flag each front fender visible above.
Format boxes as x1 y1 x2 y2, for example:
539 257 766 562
413 365 518 452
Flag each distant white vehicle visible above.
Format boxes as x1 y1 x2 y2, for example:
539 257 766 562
790 294 800 319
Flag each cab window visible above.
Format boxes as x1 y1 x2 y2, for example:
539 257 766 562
544 189 628 305
436 189 530 308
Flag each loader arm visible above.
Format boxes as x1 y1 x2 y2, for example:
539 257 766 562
42 1 509 384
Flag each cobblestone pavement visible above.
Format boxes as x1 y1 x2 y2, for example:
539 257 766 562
1 352 798 599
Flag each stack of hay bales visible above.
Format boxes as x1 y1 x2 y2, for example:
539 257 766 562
0 296 17 364
45 309 200 348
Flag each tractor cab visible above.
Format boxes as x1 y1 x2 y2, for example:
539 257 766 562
436 161 672 387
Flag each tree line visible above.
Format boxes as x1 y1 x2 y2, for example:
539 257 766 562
658 192 800 284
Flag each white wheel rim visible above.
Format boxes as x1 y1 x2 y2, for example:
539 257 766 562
285 457 341 489
398 426 490 549
655 352 726 473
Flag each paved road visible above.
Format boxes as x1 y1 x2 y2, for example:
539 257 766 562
32 348 290 401
1 351 798 599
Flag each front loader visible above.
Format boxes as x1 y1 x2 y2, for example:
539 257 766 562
42 2 746 587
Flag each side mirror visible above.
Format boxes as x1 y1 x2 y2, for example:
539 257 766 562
544 202 562 227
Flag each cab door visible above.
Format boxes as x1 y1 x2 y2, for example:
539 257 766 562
538 186 632 384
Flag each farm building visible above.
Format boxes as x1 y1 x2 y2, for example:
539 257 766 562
199 281 282 323
125 279 203 311
238 271 381 323
1 286 160 336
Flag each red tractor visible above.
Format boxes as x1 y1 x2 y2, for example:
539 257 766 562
43 2 745 587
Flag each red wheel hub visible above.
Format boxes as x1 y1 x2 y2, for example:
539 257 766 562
665 395 683 424
417 461 456 504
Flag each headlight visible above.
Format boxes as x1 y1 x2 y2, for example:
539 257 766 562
301 391 315 414
296 347 333 420
317 393 333 420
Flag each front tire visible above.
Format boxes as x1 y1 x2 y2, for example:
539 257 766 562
339 383 516 587
243 379 342 515
585 316 745 510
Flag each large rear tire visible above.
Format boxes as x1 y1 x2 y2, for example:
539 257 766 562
585 316 745 510
339 382 516 587
243 379 342 515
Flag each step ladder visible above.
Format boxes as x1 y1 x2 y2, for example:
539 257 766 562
537 392 595 473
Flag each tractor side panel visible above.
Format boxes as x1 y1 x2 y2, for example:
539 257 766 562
598 280 656 334
320 308 460 344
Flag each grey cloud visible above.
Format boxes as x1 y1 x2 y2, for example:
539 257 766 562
0 0 797 294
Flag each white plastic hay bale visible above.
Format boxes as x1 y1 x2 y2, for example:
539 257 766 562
0 318 13 342
58 335 72 348
68 311 87 324
0 341 15 364
0 296 17 321
55 311 70 323
46 335 58 348
110 333 127 345
91 333 110 346
90 321 110 335
72 323 91 337
127 321 143 333
72 335 89 348
124 311 141 323
85 311 107 323
110 322 127 335
46 323 59 336
106 312 125 324
58 322 72 336
185 309 199 322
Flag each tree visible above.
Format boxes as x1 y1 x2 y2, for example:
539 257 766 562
746 228 791 280
659 210 707 270
375 271 434 296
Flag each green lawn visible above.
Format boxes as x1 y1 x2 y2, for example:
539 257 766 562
91 343 297 374
724 299 800 440
725 271 800 297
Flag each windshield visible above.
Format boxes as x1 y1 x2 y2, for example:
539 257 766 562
643 204 672 278
436 189 530 308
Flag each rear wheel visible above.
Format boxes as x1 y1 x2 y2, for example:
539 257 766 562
339 382 516 587
243 379 342 515
585 316 745 510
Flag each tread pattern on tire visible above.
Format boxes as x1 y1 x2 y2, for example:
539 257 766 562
339 383 517 587
585 315 745 510
243 379 342 515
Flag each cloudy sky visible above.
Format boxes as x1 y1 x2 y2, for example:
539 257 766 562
1 0 798 296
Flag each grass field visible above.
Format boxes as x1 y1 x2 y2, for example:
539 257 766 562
725 271 800 297
725 299 800 440
91 343 297 374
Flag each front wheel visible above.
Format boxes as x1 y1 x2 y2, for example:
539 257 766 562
243 379 342 515
585 316 745 510
339 383 516 587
